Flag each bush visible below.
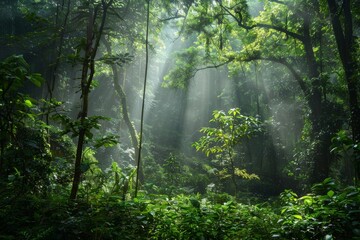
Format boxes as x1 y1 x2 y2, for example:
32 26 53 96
145 194 278 239
273 178 360 239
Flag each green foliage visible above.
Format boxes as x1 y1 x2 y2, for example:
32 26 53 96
145 194 277 240
162 47 201 89
0 55 53 194
1 179 358 239
193 108 261 194
1 1 360 239
143 152 207 196
99 53 134 66
53 113 118 146
162 153 185 195
193 108 261 157
0 55 43 92
0 193 151 240
331 130 360 184
274 178 360 239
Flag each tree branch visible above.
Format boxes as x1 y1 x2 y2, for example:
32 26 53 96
159 12 185 22
217 1 304 42
192 57 235 77
268 0 285 5
256 23 304 42
242 55 309 96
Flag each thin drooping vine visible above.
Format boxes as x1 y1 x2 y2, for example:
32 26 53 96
135 0 150 197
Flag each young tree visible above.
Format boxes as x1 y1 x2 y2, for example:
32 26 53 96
70 0 114 200
193 108 260 196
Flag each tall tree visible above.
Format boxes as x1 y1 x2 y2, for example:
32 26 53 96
161 0 339 183
326 0 360 182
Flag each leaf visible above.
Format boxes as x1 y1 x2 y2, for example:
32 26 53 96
293 214 303 220
85 131 93 139
28 73 44 87
94 135 119 148
346 191 359 198
24 99 33 108
325 234 333 240
300 195 313 205
327 190 335 198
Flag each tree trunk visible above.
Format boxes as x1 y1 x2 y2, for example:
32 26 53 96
102 39 145 186
327 0 360 182
70 0 111 200
70 5 94 200
301 9 344 184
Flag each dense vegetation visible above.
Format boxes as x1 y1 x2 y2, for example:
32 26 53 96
0 0 359 239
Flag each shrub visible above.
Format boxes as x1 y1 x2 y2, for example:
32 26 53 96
273 178 360 239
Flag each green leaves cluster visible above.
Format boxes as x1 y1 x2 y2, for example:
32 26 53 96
194 108 261 157
162 47 201 88
1 177 359 239
0 55 51 194
331 130 360 184
0 55 43 91
274 178 360 239
146 194 277 240
193 108 261 185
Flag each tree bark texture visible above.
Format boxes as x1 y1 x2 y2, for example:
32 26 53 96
327 0 360 182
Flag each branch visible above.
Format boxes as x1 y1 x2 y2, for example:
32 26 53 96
190 54 309 97
173 7 191 41
256 23 304 42
217 1 304 42
192 57 235 77
242 55 309 96
269 0 285 5
159 13 185 22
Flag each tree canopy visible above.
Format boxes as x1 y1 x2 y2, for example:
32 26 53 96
0 0 359 239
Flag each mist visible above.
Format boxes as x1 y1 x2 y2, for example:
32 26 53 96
1 1 359 238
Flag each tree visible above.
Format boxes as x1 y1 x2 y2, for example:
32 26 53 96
193 108 260 196
70 0 114 200
160 0 346 184
102 39 145 185
326 0 360 182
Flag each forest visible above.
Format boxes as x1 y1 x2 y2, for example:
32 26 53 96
0 0 359 239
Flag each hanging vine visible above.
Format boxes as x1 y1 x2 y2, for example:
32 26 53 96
135 0 150 197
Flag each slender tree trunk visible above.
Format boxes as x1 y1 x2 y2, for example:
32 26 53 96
103 39 144 183
70 6 95 200
135 0 151 197
228 150 238 197
70 0 112 200
48 0 71 100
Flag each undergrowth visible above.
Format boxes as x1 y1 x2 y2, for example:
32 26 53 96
0 179 359 240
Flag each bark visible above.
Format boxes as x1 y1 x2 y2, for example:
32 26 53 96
327 0 360 182
48 0 71 99
103 38 144 183
70 0 112 200
70 5 95 200
302 17 333 184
